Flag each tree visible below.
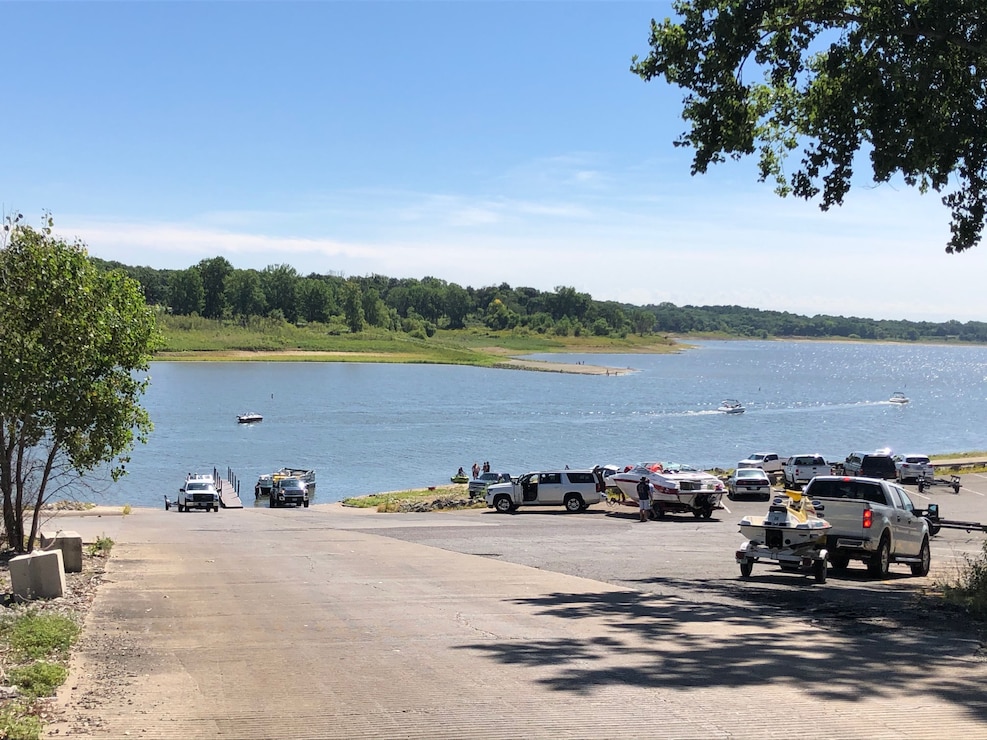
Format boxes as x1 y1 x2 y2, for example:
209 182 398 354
261 264 299 323
0 215 159 551
225 269 267 320
197 256 232 319
632 1 987 252
341 280 365 333
168 267 204 315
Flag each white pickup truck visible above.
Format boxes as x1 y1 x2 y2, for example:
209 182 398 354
783 455 832 488
737 452 784 475
802 475 931 577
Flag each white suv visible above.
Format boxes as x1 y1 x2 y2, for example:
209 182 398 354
893 454 934 483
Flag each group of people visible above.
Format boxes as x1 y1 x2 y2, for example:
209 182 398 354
471 461 491 479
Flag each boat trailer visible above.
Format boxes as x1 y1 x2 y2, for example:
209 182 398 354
917 503 987 535
736 540 829 583
917 473 961 493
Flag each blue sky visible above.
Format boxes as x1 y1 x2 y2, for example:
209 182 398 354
3 2 984 322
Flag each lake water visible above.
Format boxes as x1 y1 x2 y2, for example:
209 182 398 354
94 340 987 508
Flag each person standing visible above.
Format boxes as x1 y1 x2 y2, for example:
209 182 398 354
636 476 652 522
472 462 480 480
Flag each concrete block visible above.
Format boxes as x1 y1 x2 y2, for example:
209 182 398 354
9 550 66 601
40 530 83 573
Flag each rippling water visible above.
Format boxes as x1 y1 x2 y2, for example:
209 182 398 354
96 340 986 508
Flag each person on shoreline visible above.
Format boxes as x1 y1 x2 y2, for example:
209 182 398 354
636 477 653 522
472 462 480 480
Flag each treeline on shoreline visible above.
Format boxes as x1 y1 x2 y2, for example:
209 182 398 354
92 256 987 343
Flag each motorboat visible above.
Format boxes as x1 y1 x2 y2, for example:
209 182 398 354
610 462 725 518
237 412 263 423
717 399 745 414
738 490 831 549
889 391 909 404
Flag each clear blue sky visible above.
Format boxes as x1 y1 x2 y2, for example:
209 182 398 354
3 2 984 322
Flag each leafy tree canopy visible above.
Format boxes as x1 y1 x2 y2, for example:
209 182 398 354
631 1 987 252
0 214 160 551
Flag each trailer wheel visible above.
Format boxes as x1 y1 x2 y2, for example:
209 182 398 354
739 559 753 578
910 538 931 577
917 480 925 493
813 558 827 583
953 482 961 493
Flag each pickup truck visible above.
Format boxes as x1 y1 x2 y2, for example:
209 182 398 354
802 475 931 577
783 455 832 488
178 474 220 513
737 452 784 475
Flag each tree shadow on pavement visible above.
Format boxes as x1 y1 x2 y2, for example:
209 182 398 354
454 581 987 723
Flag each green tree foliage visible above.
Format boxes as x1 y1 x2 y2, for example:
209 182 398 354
225 268 267 320
261 264 299 323
341 280 365 333
168 267 204 316
197 256 232 319
631 1 987 252
0 215 159 551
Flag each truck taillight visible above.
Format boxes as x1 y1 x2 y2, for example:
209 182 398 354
862 508 873 529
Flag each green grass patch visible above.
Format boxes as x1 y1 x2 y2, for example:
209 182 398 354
8 661 68 698
940 539 987 620
0 703 42 740
86 535 114 557
342 485 471 509
5 613 80 661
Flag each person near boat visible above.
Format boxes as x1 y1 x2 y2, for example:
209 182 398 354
636 477 653 522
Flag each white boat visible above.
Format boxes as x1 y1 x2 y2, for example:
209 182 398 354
717 399 745 414
237 412 263 423
610 462 725 518
889 391 909 404
738 490 831 549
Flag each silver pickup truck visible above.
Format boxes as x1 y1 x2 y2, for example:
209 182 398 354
803 475 931 577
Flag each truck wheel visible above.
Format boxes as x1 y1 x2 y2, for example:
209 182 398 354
867 535 891 578
564 494 583 513
269 497 275 508
813 558 827 583
830 554 850 571
303 501 309 508
910 538 931 577
178 502 185 513
739 559 753 578
494 496 513 514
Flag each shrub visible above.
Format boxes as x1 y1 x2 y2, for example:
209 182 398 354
86 535 114 557
8 661 67 698
941 539 987 619
0 703 42 740
7 614 80 660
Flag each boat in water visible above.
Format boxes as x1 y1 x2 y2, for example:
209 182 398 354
237 412 263 424
717 399 745 414
738 490 831 549
610 462 725 518
889 391 910 404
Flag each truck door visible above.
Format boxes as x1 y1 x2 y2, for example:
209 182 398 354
889 485 924 554
521 474 538 502
537 472 562 504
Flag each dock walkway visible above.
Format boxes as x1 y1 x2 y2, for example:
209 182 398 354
216 471 244 509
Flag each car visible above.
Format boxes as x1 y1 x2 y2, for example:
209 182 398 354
893 453 934 483
727 468 772 500
467 472 512 498
842 451 897 479
736 453 784 475
270 477 309 508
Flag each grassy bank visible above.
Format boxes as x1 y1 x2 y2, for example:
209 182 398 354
155 316 678 365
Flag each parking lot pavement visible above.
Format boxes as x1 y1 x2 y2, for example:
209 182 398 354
46 485 987 739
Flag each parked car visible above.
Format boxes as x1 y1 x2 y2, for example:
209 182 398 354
270 477 310 508
842 451 897 479
485 468 606 513
893 453 934 483
736 453 784 475
468 471 512 498
727 468 772 500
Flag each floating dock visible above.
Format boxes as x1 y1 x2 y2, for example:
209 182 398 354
217 469 244 509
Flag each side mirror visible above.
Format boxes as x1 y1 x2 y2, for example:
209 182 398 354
926 503 940 520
